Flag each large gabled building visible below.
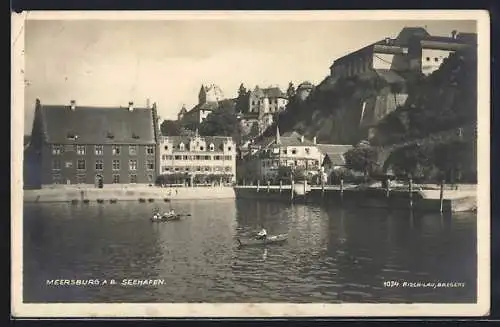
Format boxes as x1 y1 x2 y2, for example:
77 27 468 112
24 99 160 188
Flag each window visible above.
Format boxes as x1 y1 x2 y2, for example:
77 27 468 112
95 159 103 170
146 145 155 155
179 143 185 151
77 159 86 170
291 149 297 155
146 159 154 171
209 143 215 151
204 167 210 171
224 155 232 160
305 148 310 155
283 149 288 155
129 174 137 183
434 57 439 62
195 155 201 160
205 155 211 160
426 57 430 61
162 167 170 172
52 174 62 184
129 160 138 171
95 145 103 155
174 155 182 160
214 155 221 160
76 175 86 184
52 159 61 170
182 155 188 160
65 161 73 168
112 159 120 171
129 145 137 156
76 145 86 155
161 155 166 160
166 155 173 160
200 146 204 151
147 174 153 182
113 174 120 184
225 166 231 172
112 145 121 155
164 145 169 150
196 166 201 171
228 146 232 151
52 145 63 155
174 167 180 171
185 167 190 171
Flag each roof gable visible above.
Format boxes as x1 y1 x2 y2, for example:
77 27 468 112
39 105 156 144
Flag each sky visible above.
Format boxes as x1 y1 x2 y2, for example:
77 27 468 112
23 17 476 135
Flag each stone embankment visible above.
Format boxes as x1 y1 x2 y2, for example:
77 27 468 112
23 186 236 204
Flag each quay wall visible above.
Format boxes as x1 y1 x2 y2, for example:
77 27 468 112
234 186 477 213
23 186 236 203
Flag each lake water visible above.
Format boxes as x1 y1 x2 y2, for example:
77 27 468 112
23 199 477 303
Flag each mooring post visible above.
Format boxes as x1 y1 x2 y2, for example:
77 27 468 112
409 177 413 209
340 178 344 202
267 180 270 193
257 180 260 192
279 180 282 193
291 179 295 201
385 177 390 198
321 179 325 196
439 179 445 213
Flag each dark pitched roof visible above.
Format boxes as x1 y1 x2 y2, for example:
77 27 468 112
161 136 234 150
38 104 156 144
251 87 287 99
254 132 315 148
187 102 219 114
317 144 353 166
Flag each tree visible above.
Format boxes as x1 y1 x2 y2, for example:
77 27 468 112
286 82 296 99
249 121 260 137
160 120 182 136
385 143 433 179
199 105 241 137
236 83 249 113
344 144 380 181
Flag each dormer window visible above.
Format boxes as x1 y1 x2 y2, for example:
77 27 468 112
132 133 140 139
66 132 77 140
209 143 215 151
179 143 185 151
107 132 115 139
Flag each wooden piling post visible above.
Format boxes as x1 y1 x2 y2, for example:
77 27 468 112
408 177 413 209
385 177 390 198
257 180 260 192
291 179 295 201
439 179 445 213
267 180 270 193
340 178 344 201
279 180 282 193
321 180 325 196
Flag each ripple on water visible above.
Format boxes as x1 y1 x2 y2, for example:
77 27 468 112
23 201 477 303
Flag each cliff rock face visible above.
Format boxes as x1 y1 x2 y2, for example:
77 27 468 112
266 47 476 150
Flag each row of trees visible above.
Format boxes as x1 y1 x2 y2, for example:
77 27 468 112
341 138 476 184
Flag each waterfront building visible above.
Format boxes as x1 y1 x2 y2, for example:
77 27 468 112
329 27 476 79
239 127 323 182
316 144 354 183
24 99 160 188
159 131 237 184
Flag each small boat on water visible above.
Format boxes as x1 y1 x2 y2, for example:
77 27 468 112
150 213 190 222
236 234 288 247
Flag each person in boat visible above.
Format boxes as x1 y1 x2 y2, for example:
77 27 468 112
164 209 176 217
256 227 267 240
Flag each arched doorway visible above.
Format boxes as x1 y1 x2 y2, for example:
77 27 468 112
95 174 103 189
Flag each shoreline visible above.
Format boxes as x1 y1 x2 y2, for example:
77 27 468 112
23 186 236 203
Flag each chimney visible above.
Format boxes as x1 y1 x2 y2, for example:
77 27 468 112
451 30 458 39
146 98 150 108
70 100 76 110
385 37 391 45
128 101 134 111
313 136 317 144
300 135 304 143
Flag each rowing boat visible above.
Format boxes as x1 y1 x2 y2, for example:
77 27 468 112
150 213 190 222
236 234 288 247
